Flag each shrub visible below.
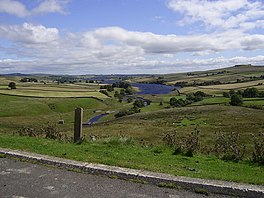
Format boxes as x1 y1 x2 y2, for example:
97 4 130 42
8 82 16 89
243 87 258 98
163 128 200 157
252 132 264 165
213 132 246 162
99 90 109 96
223 92 230 98
230 94 243 106
184 127 200 156
17 127 39 137
17 123 69 142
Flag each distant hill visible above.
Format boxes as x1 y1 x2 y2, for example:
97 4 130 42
1 73 30 77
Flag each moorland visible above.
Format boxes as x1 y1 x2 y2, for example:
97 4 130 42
1 64 264 185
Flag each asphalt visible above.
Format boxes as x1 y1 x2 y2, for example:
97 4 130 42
0 148 264 198
0 157 233 198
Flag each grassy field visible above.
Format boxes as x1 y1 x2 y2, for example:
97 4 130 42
0 94 111 135
1 135 264 185
84 105 264 154
164 65 264 85
179 81 264 96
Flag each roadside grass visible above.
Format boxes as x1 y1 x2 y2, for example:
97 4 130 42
0 134 264 185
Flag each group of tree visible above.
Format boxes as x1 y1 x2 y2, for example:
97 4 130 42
100 85 114 92
170 91 208 107
114 98 150 118
112 81 131 89
86 80 98 83
100 81 133 97
223 88 264 99
55 76 78 84
223 87 264 106
113 87 133 102
20 77 38 82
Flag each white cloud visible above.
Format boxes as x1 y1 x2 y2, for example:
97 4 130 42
0 0 69 17
32 0 69 15
167 0 264 31
0 0 28 17
0 24 263 74
0 23 59 44
1 55 264 74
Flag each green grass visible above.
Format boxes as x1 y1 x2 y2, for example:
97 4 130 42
177 117 206 127
0 94 109 135
0 135 264 185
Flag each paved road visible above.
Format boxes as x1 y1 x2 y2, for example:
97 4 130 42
0 158 233 198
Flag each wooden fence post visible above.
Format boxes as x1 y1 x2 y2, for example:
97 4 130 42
74 107 83 143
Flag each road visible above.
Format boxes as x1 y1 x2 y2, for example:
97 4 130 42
0 158 233 198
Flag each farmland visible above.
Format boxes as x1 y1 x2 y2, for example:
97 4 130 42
1 65 264 184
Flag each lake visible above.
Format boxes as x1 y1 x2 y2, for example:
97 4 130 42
131 83 177 95
103 80 178 95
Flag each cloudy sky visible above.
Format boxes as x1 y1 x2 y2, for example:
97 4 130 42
0 0 263 74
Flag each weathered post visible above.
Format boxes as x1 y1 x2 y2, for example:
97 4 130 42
74 107 83 143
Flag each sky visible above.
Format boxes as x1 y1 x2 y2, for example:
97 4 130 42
0 0 263 74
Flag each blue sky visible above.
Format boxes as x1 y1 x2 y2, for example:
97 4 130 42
0 0 263 74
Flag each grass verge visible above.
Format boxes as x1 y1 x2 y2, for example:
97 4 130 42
0 135 264 185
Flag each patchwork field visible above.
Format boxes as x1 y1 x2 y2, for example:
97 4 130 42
0 81 107 99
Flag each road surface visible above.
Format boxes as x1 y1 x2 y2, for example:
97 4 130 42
0 158 233 198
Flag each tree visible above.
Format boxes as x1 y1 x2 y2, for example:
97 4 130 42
223 92 230 98
243 87 258 98
230 94 243 106
133 100 145 108
127 98 133 103
8 82 16 89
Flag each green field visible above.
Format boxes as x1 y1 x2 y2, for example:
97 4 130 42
0 94 111 135
0 81 107 99
1 135 264 185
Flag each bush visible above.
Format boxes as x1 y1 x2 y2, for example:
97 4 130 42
243 87 258 98
133 100 145 108
184 128 200 156
230 94 243 106
8 82 16 89
186 93 203 102
252 132 264 165
163 128 200 157
213 132 246 162
17 123 69 142
223 92 230 98
99 90 109 96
